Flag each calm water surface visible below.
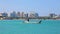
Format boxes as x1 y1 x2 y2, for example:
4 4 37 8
0 20 60 34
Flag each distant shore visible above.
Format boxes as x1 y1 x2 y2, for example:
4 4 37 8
0 17 60 20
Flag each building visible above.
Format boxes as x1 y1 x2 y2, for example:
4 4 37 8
34 13 39 17
29 12 39 18
0 13 2 16
24 13 28 18
49 13 57 18
17 12 20 17
0 13 3 20
2 12 8 17
20 12 24 17
10 11 17 18
29 11 35 17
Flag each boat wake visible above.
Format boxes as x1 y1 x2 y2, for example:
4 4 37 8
24 20 42 24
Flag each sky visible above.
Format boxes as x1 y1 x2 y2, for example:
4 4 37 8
0 0 60 16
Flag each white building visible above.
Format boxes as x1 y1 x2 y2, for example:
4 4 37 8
29 11 39 18
20 12 24 17
0 13 2 16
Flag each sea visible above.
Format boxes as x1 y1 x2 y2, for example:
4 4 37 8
0 20 60 34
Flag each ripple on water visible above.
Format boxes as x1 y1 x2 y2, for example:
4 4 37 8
0 20 60 34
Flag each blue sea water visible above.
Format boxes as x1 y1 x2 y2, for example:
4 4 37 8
0 20 60 34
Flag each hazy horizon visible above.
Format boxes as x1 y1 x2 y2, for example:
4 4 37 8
0 0 60 16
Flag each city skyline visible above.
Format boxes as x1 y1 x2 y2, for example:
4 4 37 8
0 11 39 18
0 0 60 16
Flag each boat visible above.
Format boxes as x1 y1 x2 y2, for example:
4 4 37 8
24 19 42 24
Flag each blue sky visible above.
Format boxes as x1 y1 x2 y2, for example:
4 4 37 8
0 0 60 16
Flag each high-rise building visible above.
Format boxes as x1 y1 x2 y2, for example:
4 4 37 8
10 11 17 17
0 13 3 20
35 13 39 17
49 13 57 18
0 13 2 16
20 12 24 17
29 12 34 17
24 13 28 18
29 12 39 18
17 12 20 17
2 12 8 17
